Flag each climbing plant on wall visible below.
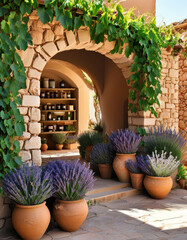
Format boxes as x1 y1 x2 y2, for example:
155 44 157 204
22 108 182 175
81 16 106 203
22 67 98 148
0 0 179 191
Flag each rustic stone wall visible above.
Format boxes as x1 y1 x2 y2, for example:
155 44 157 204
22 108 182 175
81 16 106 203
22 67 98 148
128 49 179 132
179 54 187 135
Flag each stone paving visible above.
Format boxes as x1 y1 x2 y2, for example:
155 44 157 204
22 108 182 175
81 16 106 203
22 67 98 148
0 189 187 240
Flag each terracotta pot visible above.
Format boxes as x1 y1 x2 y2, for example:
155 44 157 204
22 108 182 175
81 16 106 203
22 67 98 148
63 143 78 150
144 175 173 199
98 164 112 179
56 144 63 150
113 153 136 183
53 198 88 232
85 145 93 162
179 179 186 189
41 143 48 151
12 202 50 240
130 172 144 190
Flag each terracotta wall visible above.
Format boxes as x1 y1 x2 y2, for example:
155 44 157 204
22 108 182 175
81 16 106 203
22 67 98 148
53 50 129 133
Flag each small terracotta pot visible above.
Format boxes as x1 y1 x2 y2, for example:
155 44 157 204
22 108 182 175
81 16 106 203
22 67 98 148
113 153 136 183
144 175 173 199
12 202 50 240
56 144 63 150
53 198 88 232
63 143 78 150
98 164 112 179
41 143 48 151
179 179 186 189
85 145 93 162
130 172 144 190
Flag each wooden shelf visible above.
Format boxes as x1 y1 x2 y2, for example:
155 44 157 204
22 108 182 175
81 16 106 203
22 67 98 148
40 120 77 124
41 88 76 91
41 98 76 101
40 131 76 135
41 110 76 112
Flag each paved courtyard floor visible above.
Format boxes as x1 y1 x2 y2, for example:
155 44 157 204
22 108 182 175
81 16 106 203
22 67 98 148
1 189 187 240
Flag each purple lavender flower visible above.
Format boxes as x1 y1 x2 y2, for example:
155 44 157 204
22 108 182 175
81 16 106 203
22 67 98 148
2 163 57 205
44 160 95 201
109 129 141 154
125 160 142 174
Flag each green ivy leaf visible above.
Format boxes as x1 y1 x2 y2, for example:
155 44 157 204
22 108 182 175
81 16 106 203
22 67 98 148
20 2 32 15
96 23 104 35
15 122 25 137
37 7 50 24
74 16 82 29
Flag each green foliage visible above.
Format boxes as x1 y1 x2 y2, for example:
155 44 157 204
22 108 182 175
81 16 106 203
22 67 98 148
41 138 47 144
52 133 66 144
177 165 187 181
0 0 180 193
78 131 104 158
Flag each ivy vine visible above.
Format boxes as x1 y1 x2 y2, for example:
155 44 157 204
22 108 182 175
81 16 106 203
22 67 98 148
0 0 179 192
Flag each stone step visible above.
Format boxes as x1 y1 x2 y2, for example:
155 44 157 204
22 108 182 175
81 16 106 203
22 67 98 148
86 187 141 204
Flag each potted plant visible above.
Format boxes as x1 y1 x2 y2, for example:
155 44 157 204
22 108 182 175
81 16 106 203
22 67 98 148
52 133 66 150
90 143 115 179
125 159 144 190
78 131 104 161
41 138 48 151
44 160 95 232
2 163 56 240
177 164 187 189
63 135 78 150
138 150 180 199
109 129 141 183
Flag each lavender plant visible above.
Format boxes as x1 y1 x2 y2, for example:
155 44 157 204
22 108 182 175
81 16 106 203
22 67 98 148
90 143 115 165
64 135 77 144
2 164 56 205
109 129 141 154
44 160 95 201
125 160 142 174
137 150 180 177
144 126 186 161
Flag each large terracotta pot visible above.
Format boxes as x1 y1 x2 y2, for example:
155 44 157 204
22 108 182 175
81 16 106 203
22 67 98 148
12 202 50 240
63 143 78 150
41 143 48 151
98 164 112 179
179 179 187 189
130 172 144 190
144 175 173 199
113 153 136 183
53 198 88 232
56 144 63 150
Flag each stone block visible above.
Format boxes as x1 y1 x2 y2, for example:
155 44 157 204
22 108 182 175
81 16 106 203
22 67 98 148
23 115 29 124
78 29 91 44
169 69 178 78
19 48 35 67
56 39 67 51
30 30 43 45
28 68 41 80
54 24 64 36
160 111 170 119
29 108 40 121
19 150 31 162
166 103 175 109
184 59 187 67
25 136 41 150
42 42 58 57
66 31 76 46
161 87 168 94
20 132 31 140
32 54 46 71
29 79 40 96
19 140 24 149
131 117 155 126
181 72 187 81
22 95 40 107
28 122 41 135
44 29 54 42
32 150 42 166
18 107 28 115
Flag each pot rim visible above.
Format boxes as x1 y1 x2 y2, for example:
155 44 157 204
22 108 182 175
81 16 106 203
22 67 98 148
116 153 136 156
55 198 85 204
15 201 46 208
98 163 112 167
146 175 172 180
130 172 144 175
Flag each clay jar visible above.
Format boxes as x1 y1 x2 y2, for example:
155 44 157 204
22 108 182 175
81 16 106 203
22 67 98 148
56 144 63 150
63 143 78 150
130 172 144 190
12 202 50 240
41 144 48 152
144 175 173 199
98 164 113 179
53 198 88 232
113 153 136 183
